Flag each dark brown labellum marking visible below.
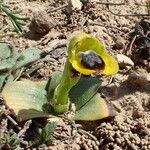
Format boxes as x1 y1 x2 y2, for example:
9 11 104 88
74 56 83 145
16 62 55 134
71 68 80 77
80 50 105 70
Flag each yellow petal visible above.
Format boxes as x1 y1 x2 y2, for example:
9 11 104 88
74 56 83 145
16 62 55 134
68 33 118 75
68 33 90 60
100 52 119 75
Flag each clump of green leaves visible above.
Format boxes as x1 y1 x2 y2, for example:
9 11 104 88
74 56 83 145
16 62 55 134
0 129 23 150
4 131 21 149
0 42 44 92
30 122 57 147
0 2 29 33
38 122 56 146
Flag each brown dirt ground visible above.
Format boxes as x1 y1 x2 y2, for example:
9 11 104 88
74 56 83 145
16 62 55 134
0 0 150 150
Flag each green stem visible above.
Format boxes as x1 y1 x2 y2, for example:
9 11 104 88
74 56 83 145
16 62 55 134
52 59 81 114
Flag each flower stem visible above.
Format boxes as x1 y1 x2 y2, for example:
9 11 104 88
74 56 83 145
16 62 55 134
52 59 81 114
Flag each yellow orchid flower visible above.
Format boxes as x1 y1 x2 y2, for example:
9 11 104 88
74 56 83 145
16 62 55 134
68 33 119 75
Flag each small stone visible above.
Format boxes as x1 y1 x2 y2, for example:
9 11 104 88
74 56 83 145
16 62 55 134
113 39 125 50
67 0 82 13
30 11 55 34
116 138 121 144
100 15 107 21
121 27 130 33
116 54 134 68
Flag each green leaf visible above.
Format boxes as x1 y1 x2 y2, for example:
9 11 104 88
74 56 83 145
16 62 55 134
0 73 8 91
0 58 16 71
47 71 63 101
2 80 54 121
0 50 19 71
69 76 102 110
40 122 56 144
8 133 20 148
0 43 12 60
6 74 15 83
13 48 43 70
74 93 115 121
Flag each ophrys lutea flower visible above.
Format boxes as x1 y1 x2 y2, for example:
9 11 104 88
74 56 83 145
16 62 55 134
68 33 119 75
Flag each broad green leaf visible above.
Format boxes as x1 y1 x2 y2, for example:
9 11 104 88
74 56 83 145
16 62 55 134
47 71 63 101
0 73 8 91
2 80 54 121
0 43 12 60
69 76 102 110
6 74 15 83
0 57 17 71
0 50 19 71
20 78 47 89
13 47 43 70
74 93 115 121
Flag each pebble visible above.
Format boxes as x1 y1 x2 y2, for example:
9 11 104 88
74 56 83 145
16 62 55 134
116 54 134 68
113 39 125 50
116 138 121 144
30 11 55 34
121 27 130 33
67 0 82 13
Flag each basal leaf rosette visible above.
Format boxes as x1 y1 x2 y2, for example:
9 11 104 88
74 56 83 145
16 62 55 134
68 33 119 75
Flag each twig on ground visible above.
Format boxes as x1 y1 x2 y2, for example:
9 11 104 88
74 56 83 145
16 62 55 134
81 0 125 5
108 76 113 85
14 67 24 81
6 114 21 130
48 4 68 13
18 120 32 137
107 4 150 16
78 129 97 141
94 1 125 5
126 35 137 55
